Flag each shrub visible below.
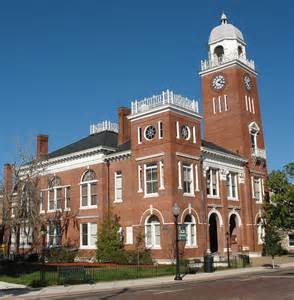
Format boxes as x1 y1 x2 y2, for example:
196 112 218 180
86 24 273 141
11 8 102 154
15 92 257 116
45 247 78 263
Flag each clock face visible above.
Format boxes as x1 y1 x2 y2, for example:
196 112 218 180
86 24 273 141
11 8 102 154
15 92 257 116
181 125 190 140
244 74 253 90
212 74 226 91
144 125 156 140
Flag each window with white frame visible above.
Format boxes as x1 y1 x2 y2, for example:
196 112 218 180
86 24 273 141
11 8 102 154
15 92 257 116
206 169 219 197
48 222 61 247
145 215 160 248
40 191 45 212
144 163 158 196
65 187 71 209
114 171 123 202
257 218 265 245
254 177 262 202
288 234 294 247
183 163 194 195
249 122 260 151
80 222 97 248
125 226 133 244
226 173 238 200
80 170 97 208
138 127 142 144
19 226 33 248
48 176 62 211
158 121 163 139
184 215 196 247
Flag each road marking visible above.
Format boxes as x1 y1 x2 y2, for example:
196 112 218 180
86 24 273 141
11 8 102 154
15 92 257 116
259 275 294 279
153 288 185 295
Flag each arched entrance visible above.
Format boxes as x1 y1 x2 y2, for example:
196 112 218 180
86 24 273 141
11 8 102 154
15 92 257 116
229 214 238 252
209 213 218 253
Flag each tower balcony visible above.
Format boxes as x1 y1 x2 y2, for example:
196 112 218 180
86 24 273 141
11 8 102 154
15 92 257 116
200 54 255 72
252 148 266 160
130 90 199 116
90 121 118 134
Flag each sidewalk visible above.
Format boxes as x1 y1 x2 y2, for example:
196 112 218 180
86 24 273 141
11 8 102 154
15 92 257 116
1 262 294 299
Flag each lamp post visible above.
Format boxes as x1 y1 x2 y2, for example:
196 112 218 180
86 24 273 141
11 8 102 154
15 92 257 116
226 231 231 268
172 203 182 281
40 225 47 284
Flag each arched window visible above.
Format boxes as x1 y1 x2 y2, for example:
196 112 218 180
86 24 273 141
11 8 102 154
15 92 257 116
145 215 160 248
184 214 196 247
257 218 265 245
48 176 62 211
214 45 224 62
80 170 97 207
238 46 243 56
249 122 260 151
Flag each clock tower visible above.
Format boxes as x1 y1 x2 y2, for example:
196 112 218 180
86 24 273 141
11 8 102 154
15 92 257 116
199 13 266 167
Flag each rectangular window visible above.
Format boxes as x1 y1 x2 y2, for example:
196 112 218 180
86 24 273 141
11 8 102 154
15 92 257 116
126 226 133 244
192 126 196 143
90 183 97 205
289 234 294 247
183 164 193 195
226 173 238 199
49 189 54 210
40 191 45 212
138 127 142 144
20 226 33 248
65 187 71 209
254 177 262 202
56 188 62 209
159 161 164 189
248 96 252 112
158 121 163 139
81 184 88 207
145 163 158 195
213 97 216 114
176 121 180 139
80 223 97 248
252 98 255 114
245 95 248 111
224 95 228 111
206 169 218 197
218 96 222 112
137 165 143 192
115 171 123 202
48 223 61 247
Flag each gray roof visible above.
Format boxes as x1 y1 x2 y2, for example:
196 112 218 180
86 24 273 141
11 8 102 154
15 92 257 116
201 140 245 159
47 131 129 159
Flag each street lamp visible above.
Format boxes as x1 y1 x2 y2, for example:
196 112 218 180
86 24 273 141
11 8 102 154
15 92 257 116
172 203 182 281
226 231 231 268
40 225 47 284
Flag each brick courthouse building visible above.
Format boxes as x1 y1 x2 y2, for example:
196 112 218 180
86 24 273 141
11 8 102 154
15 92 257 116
4 14 267 262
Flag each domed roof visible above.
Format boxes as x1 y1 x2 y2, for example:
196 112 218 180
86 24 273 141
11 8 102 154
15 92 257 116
209 13 245 44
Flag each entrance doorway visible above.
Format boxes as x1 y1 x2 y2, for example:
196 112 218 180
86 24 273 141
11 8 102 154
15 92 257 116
209 213 218 253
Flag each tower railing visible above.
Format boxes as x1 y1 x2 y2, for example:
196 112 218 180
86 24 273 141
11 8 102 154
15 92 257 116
90 121 118 134
200 53 255 72
131 90 199 115
251 147 266 160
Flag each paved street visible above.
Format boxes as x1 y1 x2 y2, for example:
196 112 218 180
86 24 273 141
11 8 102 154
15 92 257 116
41 267 294 300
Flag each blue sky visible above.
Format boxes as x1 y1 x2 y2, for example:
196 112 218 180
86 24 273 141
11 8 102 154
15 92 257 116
0 0 293 172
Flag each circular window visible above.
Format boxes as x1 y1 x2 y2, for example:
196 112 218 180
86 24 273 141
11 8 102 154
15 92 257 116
144 125 156 140
181 125 190 140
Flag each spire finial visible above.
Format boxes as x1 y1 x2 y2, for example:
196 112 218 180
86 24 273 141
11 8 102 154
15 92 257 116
221 12 228 24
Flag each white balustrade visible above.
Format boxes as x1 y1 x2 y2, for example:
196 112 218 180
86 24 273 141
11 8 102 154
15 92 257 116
252 148 266 160
90 121 118 134
200 53 255 72
131 90 199 115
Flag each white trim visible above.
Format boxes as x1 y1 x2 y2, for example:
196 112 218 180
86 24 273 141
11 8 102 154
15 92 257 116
178 161 182 189
245 95 248 111
192 126 196 144
208 208 224 226
201 147 247 163
252 98 255 114
218 96 222 112
251 176 255 198
158 121 163 139
195 164 199 192
248 96 252 112
79 222 97 249
159 160 165 190
176 121 180 139
213 97 216 114
228 210 242 227
76 215 98 219
114 171 123 203
136 152 164 162
125 226 133 245
183 163 194 196
176 152 200 160
137 165 143 193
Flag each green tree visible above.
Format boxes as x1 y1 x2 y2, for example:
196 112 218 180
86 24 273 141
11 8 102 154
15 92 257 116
263 223 284 268
96 210 124 263
265 162 294 231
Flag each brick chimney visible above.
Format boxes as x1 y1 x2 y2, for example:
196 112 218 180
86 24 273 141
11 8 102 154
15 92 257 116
3 163 12 193
36 134 48 160
118 107 131 145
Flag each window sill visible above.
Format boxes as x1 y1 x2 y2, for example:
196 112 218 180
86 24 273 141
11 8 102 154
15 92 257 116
64 208 71 212
79 206 98 210
227 197 239 201
183 193 195 197
185 245 198 249
207 195 220 199
144 193 159 198
79 246 97 250
146 246 161 250
47 209 62 213
40 210 45 214
114 200 123 204
256 201 263 204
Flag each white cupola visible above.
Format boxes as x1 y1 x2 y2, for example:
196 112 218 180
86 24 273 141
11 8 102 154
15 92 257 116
208 13 247 64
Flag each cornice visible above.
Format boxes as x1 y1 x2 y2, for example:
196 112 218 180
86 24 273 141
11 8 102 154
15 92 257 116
201 146 247 164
